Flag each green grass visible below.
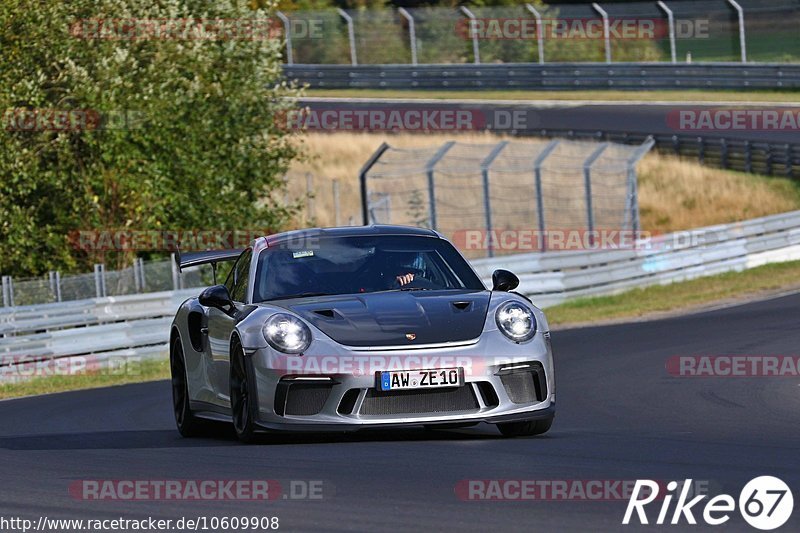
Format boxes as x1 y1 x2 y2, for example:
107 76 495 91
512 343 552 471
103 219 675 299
0 357 170 400
545 259 800 327
306 88 800 103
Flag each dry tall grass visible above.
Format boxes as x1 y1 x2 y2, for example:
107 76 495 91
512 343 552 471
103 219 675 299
285 132 800 233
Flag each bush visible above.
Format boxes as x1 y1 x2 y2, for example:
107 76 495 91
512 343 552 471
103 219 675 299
0 0 301 276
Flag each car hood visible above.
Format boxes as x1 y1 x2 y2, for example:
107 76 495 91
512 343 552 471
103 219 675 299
270 290 491 347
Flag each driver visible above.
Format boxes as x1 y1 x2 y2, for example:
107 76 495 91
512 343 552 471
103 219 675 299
391 251 424 287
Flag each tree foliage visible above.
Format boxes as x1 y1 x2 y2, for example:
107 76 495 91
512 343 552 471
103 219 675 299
0 0 302 276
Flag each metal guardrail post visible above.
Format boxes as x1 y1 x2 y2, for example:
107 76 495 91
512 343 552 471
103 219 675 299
133 259 142 293
698 137 706 165
48 271 62 302
726 0 747 63
359 142 391 225
592 3 612 63
276 11 293 66
656 1 677 64
533 140 560 251
397 8 418 65
94 264 106 298
786 145 793 178
460 6 481 65
481 141 509 258
721 138 729 169
336 8 358 66
583 143 610 246
170 253 181 291
525 4 545 64
138 257 146 291
1 276 12 307
424 141 456 231
744 141 752 172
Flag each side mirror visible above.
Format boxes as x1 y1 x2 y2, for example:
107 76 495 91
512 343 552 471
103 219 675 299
199 284 235 315
492 269 519 292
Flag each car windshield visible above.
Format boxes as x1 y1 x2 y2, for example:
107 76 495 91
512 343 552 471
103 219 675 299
253 234 485 302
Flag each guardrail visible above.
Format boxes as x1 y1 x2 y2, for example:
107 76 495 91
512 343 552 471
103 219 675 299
2 210 800 382
284 63 800 90
471 209 800 308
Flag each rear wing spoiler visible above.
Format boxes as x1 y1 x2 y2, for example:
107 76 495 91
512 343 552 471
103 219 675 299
175 248 244 284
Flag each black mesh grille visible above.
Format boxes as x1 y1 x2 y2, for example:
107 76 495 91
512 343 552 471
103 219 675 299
360 386 479 416
499 365 547 404
276 383 332 416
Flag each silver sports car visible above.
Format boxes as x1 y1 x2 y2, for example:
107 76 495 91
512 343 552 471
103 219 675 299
170 226 555 442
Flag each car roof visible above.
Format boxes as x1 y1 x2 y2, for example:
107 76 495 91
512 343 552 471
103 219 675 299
260 225 440 248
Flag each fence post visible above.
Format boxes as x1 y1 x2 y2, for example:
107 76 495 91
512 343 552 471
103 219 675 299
525 3 545 64
460 7 481 65
276 11 293 65
359 142 391 225
333 179 341 226
625 137 656 236
424 141 456 231
1 276 12 307
397 8 418 65
657 1 677 64
171 253 181 291
48 271 62 302
721 138 729 169
94 264 106 298
583 144 610 247
726 0 747 63
591 3 612 63
480 141 509 258
133 259 142 293
744 140 752 173
336 8 358 66
138 257 146 291
533 140 560 252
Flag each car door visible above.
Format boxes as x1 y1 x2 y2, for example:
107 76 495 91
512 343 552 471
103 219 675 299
206 248 252 405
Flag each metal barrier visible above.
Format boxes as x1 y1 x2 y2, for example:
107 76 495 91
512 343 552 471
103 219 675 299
284 62 800 90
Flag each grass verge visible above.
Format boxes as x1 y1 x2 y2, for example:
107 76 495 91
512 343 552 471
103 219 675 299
305 88 800 104
545 260 800 327
0 357 170 400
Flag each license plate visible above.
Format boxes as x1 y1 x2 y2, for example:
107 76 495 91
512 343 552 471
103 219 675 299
377 368 464 391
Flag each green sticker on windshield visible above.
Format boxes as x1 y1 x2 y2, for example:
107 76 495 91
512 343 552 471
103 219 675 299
292 250 314 258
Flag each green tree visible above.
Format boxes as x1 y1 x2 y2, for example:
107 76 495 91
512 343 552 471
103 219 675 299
0 0 302 276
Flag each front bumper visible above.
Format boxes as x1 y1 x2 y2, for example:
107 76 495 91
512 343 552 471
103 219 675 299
247 332 556 432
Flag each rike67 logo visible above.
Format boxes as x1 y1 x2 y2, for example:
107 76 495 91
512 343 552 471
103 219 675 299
623 476 794 530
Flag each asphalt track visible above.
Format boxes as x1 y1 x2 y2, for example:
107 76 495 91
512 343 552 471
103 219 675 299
0 292 799 532
299 98 800 144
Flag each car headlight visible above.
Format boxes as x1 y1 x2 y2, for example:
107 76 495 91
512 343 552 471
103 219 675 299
263 313 311 354
495 302 536 342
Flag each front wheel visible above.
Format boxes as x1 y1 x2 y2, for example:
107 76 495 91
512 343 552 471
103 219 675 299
171 337 210 437
497 415 553 437
230 341 259 443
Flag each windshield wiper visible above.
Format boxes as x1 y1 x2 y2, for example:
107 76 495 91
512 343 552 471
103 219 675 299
267 292 333 301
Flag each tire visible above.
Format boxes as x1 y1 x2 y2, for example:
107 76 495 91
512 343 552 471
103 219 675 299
170 337 210 437
230 340 259 444
497 415 553 437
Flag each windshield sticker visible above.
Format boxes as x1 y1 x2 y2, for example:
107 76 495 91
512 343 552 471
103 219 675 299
292 250 314 258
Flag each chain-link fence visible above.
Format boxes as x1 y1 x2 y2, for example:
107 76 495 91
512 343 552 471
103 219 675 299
0 256 218 308
360 138 654 258
278 0 800 65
